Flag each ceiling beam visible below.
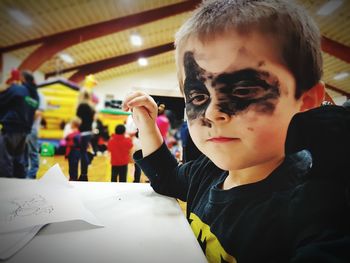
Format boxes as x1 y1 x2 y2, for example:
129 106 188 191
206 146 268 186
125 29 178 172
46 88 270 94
326 83 350 99
46 42 174 78
62 42 174 83
7 0 200 71
321 36 350 64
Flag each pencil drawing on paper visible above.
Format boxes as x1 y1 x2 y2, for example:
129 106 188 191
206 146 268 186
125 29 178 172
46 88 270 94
8 194 54 221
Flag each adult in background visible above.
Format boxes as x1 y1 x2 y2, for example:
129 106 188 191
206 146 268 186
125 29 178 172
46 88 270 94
76 90 95 181
21 70 46 179
0 69 38 178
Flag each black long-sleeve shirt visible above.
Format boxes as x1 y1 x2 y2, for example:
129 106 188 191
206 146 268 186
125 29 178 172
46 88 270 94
135 105 350 262
0 84 38 133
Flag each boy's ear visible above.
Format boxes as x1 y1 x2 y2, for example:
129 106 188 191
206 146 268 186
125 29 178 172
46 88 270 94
300 82 325 112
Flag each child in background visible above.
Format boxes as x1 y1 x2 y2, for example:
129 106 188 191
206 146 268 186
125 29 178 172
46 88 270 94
65 117 82 181
107 124 133 182
123 0 350 262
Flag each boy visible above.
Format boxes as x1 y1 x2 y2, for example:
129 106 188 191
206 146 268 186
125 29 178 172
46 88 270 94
107 124 133 182
123 0 350 262
65 117 82 181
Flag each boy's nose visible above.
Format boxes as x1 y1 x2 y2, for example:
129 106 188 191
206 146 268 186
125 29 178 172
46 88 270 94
204 102 230 123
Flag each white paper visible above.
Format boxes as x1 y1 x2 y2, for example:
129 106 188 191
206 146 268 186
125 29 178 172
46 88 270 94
0 164 104 259
0 224 44 260
37 163 72 188
0 185 103 233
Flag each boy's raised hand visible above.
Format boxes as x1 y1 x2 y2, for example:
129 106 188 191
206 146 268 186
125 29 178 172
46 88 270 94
122 91 163 157
122 91 158 129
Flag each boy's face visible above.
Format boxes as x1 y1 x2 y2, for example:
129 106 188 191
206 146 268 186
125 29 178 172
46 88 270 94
181 32 303 171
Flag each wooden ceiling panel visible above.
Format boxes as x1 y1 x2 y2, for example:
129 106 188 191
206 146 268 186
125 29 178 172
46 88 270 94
9 45 40 60
297 0 350 46
326 88 342 99
0 0 183 47
94 51 175 81
38 13 190 73
323 53 350 95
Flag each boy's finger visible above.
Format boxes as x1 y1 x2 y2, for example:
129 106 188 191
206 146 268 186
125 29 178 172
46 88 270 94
127 95 157 115
122 103 130 112
122 91 147 111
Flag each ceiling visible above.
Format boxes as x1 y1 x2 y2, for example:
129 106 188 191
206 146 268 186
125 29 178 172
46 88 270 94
0 0 349 100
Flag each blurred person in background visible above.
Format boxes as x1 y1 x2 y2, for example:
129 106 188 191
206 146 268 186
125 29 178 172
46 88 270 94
21 70 46 179
156 104 170 143
131 131 142 183
125 114 142 182
65 117 82 181
0 69 38 178
108 124 133 182
179 121 202 163
76 90 95 181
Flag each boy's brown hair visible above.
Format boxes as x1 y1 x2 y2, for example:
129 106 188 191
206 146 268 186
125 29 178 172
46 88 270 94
70 117 82 129
175 0 322 99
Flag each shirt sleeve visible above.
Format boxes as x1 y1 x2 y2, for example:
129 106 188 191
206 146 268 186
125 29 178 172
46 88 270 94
38 92 47 111
285 105 350 183
134 142 192 201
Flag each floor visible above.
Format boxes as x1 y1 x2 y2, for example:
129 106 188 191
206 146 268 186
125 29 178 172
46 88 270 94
37 154 147 183
36 154 187 212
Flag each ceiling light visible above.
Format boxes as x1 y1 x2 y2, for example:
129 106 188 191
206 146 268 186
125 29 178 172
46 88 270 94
333 72 349 81
138 58 148 67
59 53 74 64
8 9 32 26
130 34 143 46
317 0 343 16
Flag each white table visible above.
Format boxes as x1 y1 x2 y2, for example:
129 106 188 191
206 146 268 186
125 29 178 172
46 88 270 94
1 179 207 263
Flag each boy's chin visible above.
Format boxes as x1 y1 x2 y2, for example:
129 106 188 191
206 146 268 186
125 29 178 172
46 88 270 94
209 156 243 171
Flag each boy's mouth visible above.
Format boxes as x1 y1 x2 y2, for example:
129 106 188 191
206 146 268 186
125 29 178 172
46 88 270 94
206 137 239 143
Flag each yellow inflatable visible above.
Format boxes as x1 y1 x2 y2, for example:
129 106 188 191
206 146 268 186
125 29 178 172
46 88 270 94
84 74 98 91
38 78 80 139
98 108 131 135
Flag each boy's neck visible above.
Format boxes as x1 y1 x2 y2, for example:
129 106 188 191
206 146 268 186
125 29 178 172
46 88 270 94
222 157 284 190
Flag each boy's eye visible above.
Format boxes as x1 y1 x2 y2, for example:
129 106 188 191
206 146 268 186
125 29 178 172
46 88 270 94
188 93 209 106
232 86 264 98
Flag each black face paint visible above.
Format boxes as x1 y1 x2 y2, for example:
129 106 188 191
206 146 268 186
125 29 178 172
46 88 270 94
183 51 280 126
212 69 280 115
183 52 212 127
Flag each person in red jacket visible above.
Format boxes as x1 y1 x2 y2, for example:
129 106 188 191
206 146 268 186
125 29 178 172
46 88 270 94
107 124 133 182
65 117 82 181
